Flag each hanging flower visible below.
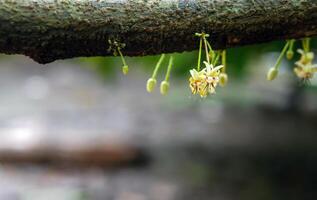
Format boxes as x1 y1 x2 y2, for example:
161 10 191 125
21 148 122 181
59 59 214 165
188 62 223 98
294 62 317 79
297 49 314 65
203 61 223 94
189 33 226 98
189 69 208 97
294 49 317 79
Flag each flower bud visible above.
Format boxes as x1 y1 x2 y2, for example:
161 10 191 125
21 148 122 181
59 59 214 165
306 52 314 63
122 65 129 75
146 78 157 92
160 81 170 95
208 51 215 61
219 73 228 87
286 50 294 60
267 67 278 81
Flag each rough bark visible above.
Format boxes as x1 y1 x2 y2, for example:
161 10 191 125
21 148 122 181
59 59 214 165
0 0 317 64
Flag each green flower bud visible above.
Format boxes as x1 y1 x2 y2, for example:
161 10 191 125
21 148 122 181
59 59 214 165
267 67 279 81
208 51 215 61
306 52 314 63
286 50 294 60
146 78 157 93
122 65 129 75
160 81 170 95
219 73 228 87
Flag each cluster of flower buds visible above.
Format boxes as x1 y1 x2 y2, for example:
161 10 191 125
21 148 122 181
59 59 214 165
267 38 317 82
146 54 174 95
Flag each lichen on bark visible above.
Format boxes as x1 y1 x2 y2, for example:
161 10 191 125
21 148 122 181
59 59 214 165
0 0 317 64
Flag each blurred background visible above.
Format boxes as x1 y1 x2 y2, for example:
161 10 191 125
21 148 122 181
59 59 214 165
0 40 317 200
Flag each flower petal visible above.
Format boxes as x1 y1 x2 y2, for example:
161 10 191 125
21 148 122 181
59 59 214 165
190 69 198 78
295 61 305 69
297 49 305 55
213 65 224 72
203 61 213 72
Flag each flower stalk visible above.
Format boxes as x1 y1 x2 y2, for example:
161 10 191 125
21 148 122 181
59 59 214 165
160 56 174 95
267 40 290 81
146 54 165 93
118 48 129 75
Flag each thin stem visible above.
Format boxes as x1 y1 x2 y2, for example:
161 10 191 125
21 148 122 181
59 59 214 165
212 51 221 66
118 48 127 66
302 38 310 53
274 41 290 70
206 40 215 61
165 56 174 81
197 38 203 71
306 38 311 51
221 50 226 72
203 36 210 64
206 40 213 52
288 39 295 52
152 54 165 78
302 39 307 52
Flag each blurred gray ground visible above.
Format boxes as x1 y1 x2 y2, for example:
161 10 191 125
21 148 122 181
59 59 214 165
0 56 317 200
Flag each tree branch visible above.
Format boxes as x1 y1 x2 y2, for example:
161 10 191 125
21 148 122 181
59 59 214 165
0 0 317 64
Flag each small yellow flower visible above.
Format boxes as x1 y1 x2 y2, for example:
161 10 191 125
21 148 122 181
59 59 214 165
189 69 207 97
189 62 223 98
203 61 223 94
294 49 317 79
297 49 314 65
294 63 317 79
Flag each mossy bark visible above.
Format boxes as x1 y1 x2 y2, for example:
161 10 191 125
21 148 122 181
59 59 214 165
0 0 317 64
